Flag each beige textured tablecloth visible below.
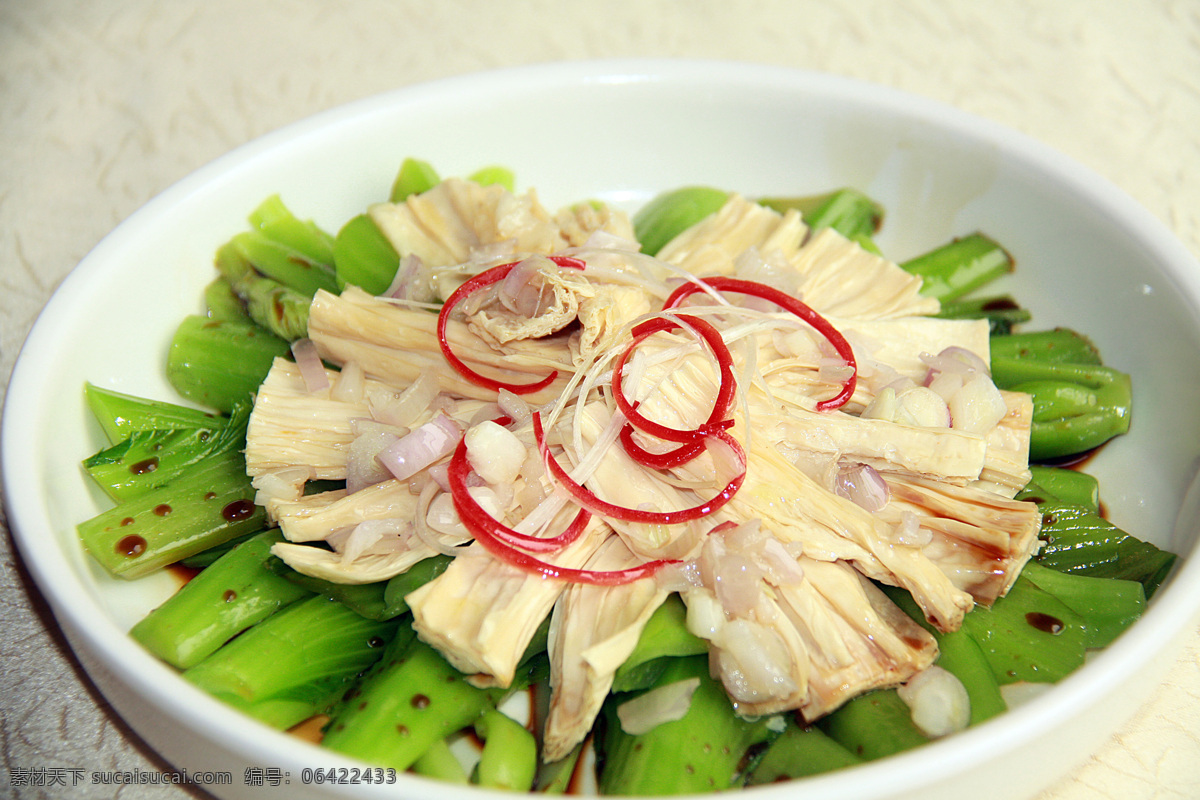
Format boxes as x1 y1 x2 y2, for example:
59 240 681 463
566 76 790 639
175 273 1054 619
3 2 1199 798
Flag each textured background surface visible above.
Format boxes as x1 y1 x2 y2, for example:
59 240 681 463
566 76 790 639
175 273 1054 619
3 1 1199 798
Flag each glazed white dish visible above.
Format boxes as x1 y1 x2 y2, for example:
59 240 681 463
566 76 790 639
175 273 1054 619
6 59 1200 800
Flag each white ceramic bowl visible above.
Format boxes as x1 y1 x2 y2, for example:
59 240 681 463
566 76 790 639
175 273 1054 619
6 59 1200 800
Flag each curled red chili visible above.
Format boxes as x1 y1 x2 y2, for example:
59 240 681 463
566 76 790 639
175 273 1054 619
448 418 675 584
662 276 857 411
436 255 585 395
533 412 746 526
448 434 591 554
612 313 737 448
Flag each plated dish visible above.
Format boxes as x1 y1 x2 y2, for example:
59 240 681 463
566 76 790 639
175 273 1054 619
6 60 1200 800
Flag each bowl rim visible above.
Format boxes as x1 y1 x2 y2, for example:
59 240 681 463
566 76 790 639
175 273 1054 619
6 57 1200 799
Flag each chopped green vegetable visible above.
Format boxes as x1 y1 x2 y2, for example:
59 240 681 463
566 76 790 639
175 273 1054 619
230 230 339 298
333 213 401 294
390 157 441 202
990 359 1132 461
958 574 1089 684
759 187 884 240
83 400 250 503
990 328 1102 365
468 165 516 192
633 186 730 256
84 383 220 445
322 635 499 771
472 709 538 791
611 593 707 692
935 293 1031 335
166 314 290 413
1036 501 1176 597
131 530 313 668
78 447 265 579
184 595 402 729
215 240 312 341
1019 561 1145 649
901 232 1014 302
817 688 928 761
203 277 253 323
746 719 862 783
1016 465 1100 512
599 655 775 795
247 193 337 266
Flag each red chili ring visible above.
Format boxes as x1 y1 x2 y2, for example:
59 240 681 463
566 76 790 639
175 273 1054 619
617 419 734 470
662 276 857 411
436 255 585 395
448 420 676 584
448 435 591 553
533 412 746 526
611 313 737 445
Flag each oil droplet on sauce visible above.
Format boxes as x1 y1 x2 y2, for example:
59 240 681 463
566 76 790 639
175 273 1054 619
130 457 159 475
1026 611 1064 635
222 499 255 521
117 535 147 558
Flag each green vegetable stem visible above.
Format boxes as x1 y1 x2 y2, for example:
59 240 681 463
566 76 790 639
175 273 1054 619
611 593 708 692
131 530 313 668
598 654 775 795
215 240 313 341
247 194 338 267
1035 501 1176 598
901 232 1014 303
935 294 1031 335
744 720 862 784
184 595 402 730
1016 465 1100 511
333 214 401 295
78 446 265 579
758 187 884 241
990 358 1132 461
166 314 290 413
230 231 339 299
989 328 1102 366
390 157 441 202
471 709 538 791
84 382 221 445
1019 561 1145 649
321 635 500 771
958 575 1089 685
203 277 254 323
633 186 730 257
82 400 251 503
816 688 928 761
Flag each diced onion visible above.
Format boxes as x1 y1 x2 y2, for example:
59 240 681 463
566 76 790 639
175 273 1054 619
498 255 549 317
376 414 463 481
921 346 990 376
290 337 329 393
616 678 701 735
330 360 365 403
897 665 971 738
948 373 1008 434
834 463 890 512
999 681 1055 709
385 253 433 302
464 420 527 485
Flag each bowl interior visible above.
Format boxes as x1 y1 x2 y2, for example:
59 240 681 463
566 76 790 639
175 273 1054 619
6 59 1200 800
